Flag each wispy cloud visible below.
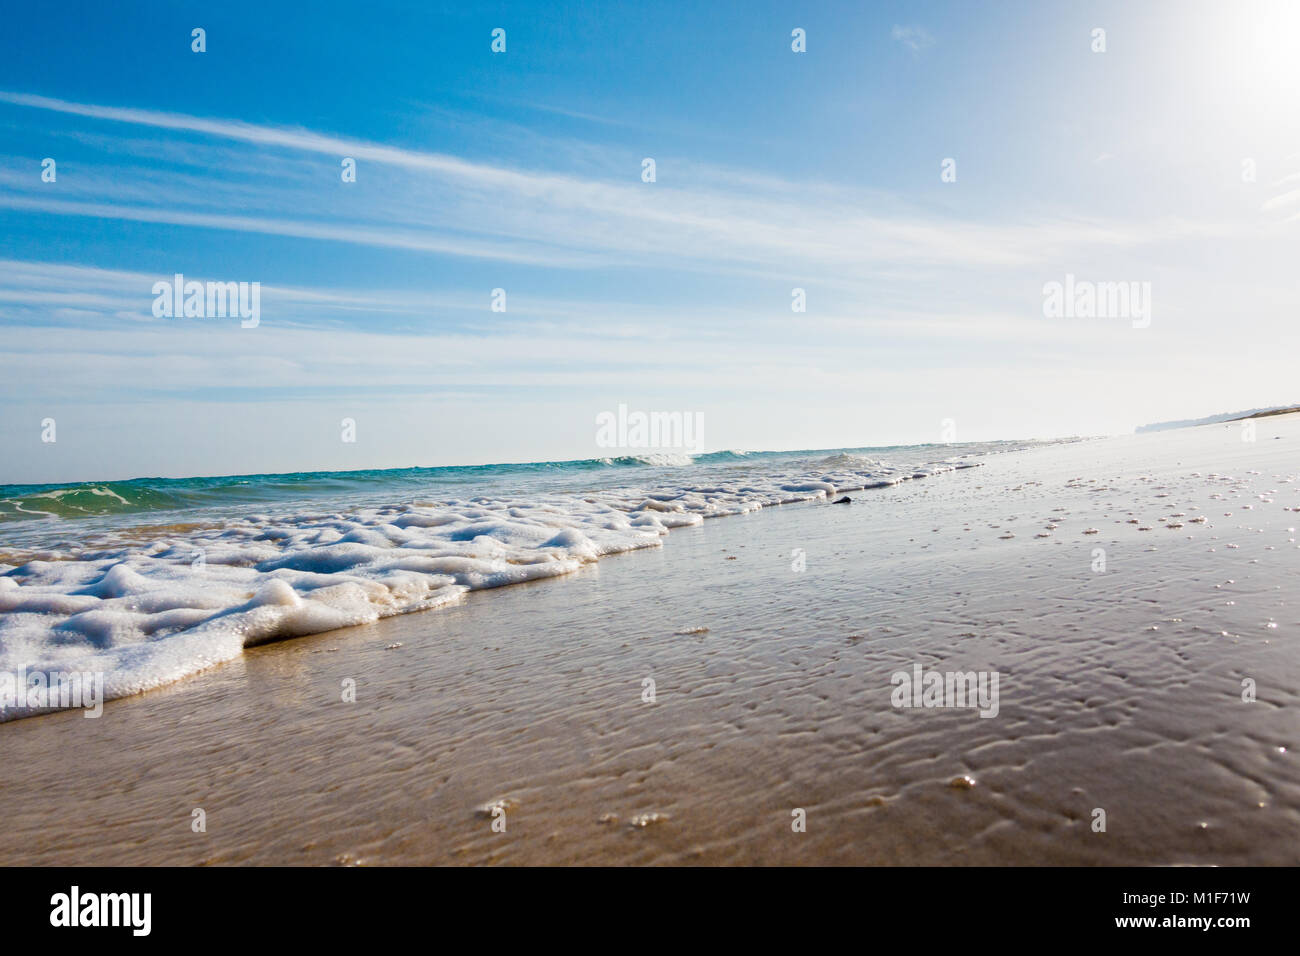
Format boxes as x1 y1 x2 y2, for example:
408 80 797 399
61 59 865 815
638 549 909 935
0 90 1219 284
891 25 936 53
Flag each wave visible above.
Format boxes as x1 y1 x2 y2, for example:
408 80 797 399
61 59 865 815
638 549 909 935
0 482 191 520
0 455 723 523
0 447 900 523
816 452 880 468
0 442 1033 721
692 449 751 462
596 453 695 467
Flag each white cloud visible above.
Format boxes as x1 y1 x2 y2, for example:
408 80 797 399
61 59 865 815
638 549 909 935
891 25 935 52
0 91 1234 284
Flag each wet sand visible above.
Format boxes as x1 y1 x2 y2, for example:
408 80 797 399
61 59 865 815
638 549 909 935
2 417 1298 865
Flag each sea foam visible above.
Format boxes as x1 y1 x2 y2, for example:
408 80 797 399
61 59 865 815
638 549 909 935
0 446 1013 720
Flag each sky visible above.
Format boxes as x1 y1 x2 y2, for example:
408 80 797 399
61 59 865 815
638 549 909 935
1 0 1298 484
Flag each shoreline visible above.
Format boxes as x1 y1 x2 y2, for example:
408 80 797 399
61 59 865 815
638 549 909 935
0 443 1012 721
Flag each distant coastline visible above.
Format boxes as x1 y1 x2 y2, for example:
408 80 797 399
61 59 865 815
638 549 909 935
1135 404 1300 433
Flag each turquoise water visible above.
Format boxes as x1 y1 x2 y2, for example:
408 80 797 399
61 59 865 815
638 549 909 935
0 443 1008 549
0 450 765 521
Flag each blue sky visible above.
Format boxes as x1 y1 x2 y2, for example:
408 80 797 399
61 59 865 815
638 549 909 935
1 0 1298 483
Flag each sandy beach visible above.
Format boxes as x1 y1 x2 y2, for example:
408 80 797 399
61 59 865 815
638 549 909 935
1 414 1296 866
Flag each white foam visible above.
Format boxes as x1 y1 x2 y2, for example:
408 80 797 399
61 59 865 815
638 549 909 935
0 450 994 719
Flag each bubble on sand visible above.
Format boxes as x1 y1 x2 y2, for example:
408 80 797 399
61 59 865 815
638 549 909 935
476 796 518 817
629 812 670 827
